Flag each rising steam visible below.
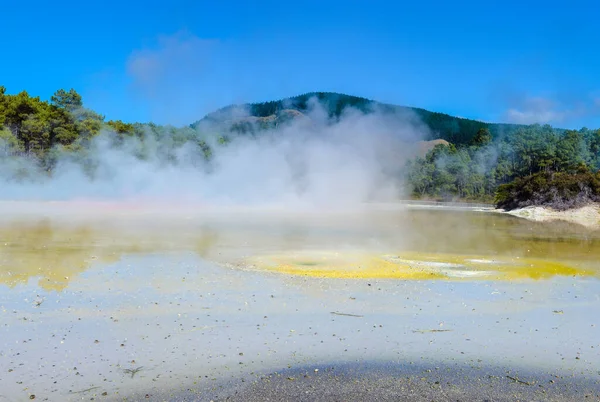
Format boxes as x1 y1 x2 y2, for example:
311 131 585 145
0 97 430 207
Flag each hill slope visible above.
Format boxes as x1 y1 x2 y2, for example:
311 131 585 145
191 92 525 145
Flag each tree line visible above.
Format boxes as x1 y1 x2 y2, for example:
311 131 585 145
405 125 600 205
1 87 125 167
2 87 599 209
0 87 225 178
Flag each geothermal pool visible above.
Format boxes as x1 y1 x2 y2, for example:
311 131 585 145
1 202 599 401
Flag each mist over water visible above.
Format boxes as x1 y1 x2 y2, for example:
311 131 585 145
0 99 429 207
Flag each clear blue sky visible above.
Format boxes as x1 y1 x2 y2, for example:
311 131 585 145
2 0 599 128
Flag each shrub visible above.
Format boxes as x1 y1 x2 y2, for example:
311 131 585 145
495 168 600 211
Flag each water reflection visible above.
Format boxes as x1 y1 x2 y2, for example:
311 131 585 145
1 205 599 292
0 219 220 290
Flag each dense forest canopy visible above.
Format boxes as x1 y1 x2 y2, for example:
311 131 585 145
1 86 599 208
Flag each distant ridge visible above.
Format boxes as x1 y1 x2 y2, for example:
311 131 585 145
191 92 526 145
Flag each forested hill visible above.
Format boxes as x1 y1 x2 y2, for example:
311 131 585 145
2 86 599 208
193 92 526 145
194 92 600 206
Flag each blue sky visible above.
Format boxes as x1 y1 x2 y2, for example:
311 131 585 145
2 0 599 128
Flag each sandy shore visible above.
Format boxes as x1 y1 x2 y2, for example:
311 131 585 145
501 203 600 229
123 361 600 401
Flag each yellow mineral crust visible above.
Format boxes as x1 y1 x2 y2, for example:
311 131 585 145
241 250 596 281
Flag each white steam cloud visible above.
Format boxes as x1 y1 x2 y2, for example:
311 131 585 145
0 99 430 208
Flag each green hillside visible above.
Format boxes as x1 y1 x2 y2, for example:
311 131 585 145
193 92 526 145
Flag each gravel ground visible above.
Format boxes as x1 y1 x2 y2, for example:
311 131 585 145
121 361 600 402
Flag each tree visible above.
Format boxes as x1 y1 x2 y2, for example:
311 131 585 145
510 125 558 175
20 114 51 156
444 148 472 198
2 91 48 154
0 127 23 155
406 158 434 197
47 106 79 146
587 129 600 171
555 130 589 171
50 89 83 112
471 127 492 146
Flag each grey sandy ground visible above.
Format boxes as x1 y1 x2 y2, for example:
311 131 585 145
120 361 600 402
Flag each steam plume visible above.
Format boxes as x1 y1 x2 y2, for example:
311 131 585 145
0 98 430 208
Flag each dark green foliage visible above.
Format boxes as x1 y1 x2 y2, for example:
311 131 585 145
0 87 104 159
495 168 600 211
406 124 600 204
471 128 492 147
50 89 82 112
246 92 373 119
